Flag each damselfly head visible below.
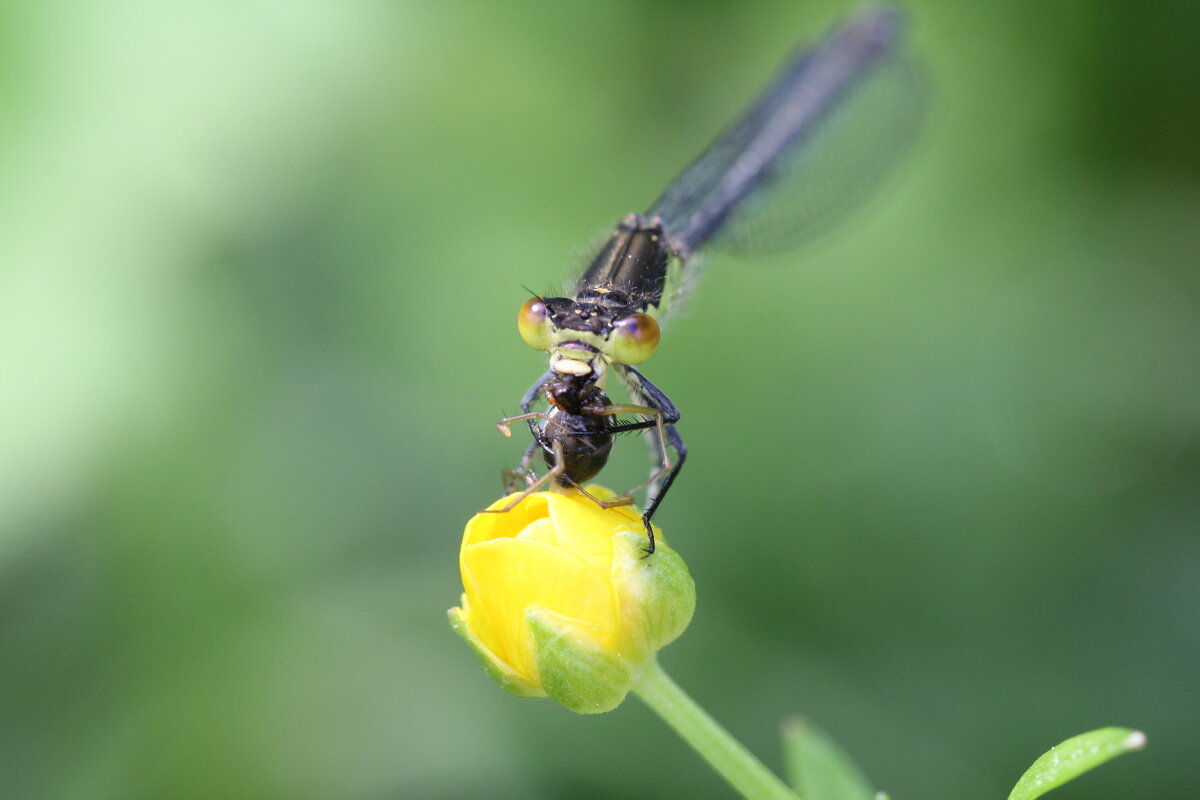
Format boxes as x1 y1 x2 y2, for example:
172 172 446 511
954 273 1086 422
519 288 660 378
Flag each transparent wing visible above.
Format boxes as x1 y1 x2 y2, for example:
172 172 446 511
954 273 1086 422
717 56 923 255
648 5 922 261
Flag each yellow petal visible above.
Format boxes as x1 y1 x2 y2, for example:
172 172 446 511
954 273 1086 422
544 491 618 572
465 492 551 546
458 573 502 673
515 516 560 547
462 537 617 682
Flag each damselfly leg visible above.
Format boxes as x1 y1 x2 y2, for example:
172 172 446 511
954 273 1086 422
491 363 684 555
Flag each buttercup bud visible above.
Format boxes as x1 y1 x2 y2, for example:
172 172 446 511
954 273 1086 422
449 487 695 713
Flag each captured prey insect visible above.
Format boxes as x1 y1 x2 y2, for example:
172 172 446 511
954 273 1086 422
488 4 922 554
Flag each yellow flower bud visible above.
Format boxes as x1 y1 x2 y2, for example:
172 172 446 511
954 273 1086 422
449 486 695 713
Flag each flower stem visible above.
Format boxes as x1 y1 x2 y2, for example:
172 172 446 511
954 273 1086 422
632 658 799 800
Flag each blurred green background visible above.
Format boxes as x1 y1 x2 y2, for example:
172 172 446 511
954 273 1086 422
2 1 1197 798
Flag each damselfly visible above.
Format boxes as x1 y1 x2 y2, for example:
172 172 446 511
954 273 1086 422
489 5 922 553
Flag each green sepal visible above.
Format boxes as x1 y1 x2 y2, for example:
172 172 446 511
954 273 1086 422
781 716 875 800
448 606 544 698
613 531 696 658
1007 727 1145 800
528 607 635 714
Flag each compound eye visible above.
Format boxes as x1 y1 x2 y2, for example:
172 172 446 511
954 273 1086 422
518 297 551 351
609 313 660 364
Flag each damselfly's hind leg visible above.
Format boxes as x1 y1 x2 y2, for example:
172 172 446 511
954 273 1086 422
640 421 686 555
605 411 686 557
607 366 686 556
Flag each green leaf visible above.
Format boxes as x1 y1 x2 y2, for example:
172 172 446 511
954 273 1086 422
781 717 875 800
528 607 635 714
1007 727 1146 800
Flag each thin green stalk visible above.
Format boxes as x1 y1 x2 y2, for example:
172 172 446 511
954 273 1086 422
632 658 799 800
